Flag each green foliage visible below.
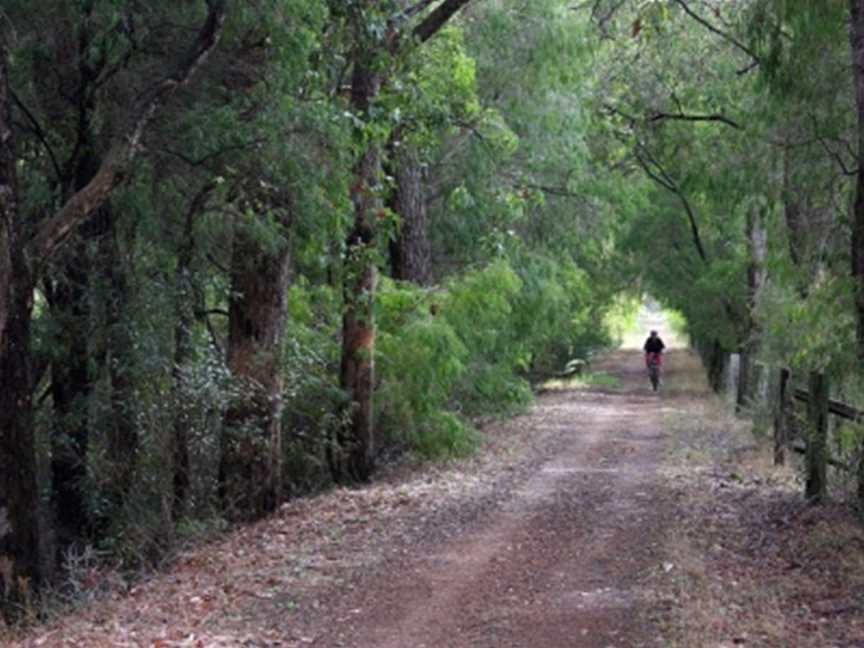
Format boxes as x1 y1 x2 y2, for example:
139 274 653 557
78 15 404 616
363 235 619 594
412 411 480 460
443 259 523 364
376 278 472 458
375 250 610 458
281 282 346 490
758 277 857 375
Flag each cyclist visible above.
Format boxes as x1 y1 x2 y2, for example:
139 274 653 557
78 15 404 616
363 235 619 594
643 330 665 390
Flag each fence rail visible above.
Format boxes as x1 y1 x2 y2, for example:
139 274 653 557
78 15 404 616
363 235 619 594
792 388 864 423
695 347 863 504
774 368 863 503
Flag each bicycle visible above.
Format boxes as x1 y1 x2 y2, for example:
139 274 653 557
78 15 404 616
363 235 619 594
646 352 662 391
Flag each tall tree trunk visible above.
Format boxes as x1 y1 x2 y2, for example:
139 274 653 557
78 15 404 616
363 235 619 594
0 42 40 608
334 46 382 483
782 144 807 269
849 0 864 361
707 338 726 393
218 217 290 520
0 261 39 610
332 0 474 482
388 134 432 284
738 205 768 412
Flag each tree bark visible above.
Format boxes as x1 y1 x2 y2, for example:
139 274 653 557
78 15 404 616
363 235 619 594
0 261 39 610
219 214 291 520
737 205 768 412
388 135 432 284
782 145 807 269
0 42 41 610
704 338 725 392
848 0 864 361
333 20 384 482
413 0 474 43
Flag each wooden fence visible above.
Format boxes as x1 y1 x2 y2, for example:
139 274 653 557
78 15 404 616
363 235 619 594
697 341 864 505
773 368 864 503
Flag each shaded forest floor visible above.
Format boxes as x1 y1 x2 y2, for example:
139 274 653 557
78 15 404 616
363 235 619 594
6 349 864 647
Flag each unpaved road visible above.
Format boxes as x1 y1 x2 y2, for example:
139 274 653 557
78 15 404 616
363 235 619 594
285 349 681 648
14 349 689 647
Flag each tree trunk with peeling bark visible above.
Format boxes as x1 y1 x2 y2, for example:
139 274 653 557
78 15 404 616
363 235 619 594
335 53 381 480
333 0 474 483
219 217 291 519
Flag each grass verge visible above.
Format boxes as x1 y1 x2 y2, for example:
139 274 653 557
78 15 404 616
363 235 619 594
652 388 864 647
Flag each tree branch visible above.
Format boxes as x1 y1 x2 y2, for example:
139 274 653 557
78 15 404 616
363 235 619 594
649 111 742 130
9 91 63 183
396 0 437 25
673 0 761 74
30 0 227 265
817 136 859 177
413 0 474 43
634 142 708 264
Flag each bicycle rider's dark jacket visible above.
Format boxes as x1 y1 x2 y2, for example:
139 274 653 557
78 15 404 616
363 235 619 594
643 337 665 354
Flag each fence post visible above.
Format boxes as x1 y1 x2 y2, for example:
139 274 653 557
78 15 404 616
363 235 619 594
805 371 829 503
774 367 790 466
859 438 864 508
736 350 750 413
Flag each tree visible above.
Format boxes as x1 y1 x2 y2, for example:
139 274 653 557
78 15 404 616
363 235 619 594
849 0 864 362
0 35 40 607
333 0 476 482
0 0 227 608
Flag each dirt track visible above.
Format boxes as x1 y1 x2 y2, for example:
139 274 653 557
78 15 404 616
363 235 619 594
10 349 691 647
282 349 682 648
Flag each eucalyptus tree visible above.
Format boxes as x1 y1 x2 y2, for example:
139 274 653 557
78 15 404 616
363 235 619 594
210 1 351 521
331 0 476 483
